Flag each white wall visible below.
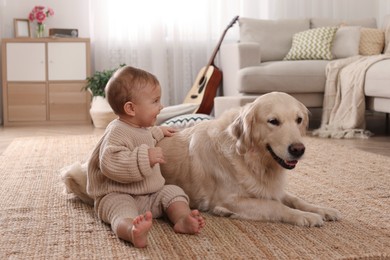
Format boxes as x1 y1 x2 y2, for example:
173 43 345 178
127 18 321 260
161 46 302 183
0 0 389 125
1 0 90 38
2 0 388 38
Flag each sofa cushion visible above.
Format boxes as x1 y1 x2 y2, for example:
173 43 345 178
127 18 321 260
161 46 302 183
359 28 385 55
332 26 361 58
311 18 377 28
160 114 213 129
156 103 199 125
239 17 310 62
238 60 329 94
284 27 338 60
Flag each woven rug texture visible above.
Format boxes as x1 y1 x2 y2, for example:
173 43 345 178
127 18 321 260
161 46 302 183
0 135 389 260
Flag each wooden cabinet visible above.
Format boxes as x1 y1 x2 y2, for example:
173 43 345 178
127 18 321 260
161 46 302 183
2 38 91 126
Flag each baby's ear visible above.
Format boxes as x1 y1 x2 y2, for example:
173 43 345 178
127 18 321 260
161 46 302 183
123 101 136 116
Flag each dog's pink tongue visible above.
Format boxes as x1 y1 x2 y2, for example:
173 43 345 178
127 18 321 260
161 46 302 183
285 160 298 167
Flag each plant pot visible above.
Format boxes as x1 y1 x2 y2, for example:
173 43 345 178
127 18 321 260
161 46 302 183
89 96 117 128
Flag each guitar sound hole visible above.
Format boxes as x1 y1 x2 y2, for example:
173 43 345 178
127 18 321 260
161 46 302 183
198 76 206 94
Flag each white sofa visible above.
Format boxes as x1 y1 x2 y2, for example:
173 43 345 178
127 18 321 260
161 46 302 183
215 16 390 121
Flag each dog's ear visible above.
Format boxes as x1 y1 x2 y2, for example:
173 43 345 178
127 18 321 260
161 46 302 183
228 114 245 154
229 116 243 138
228 103 254 154
299 102 310 135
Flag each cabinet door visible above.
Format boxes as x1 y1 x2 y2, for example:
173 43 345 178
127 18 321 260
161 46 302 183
7 83 47 121
49 83 90 121
6 43 46 81
48 42 87 80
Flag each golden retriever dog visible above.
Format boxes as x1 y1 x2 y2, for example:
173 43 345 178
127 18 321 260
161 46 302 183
61 92 340 227
157 92 340 227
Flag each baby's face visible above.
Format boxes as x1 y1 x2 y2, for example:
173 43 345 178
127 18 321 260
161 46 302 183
132 84 163 127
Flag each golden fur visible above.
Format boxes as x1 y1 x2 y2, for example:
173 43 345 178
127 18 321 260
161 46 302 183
61 92 340 226
157 92 340 226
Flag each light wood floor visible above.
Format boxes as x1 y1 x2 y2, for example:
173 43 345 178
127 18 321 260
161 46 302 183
0 122 389 157
307 110 390 157
0 125 104 155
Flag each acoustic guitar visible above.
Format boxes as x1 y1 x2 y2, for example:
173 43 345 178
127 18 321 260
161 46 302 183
183 15 239 114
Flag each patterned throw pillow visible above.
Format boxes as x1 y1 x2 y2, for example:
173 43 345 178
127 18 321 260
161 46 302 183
160 114 213 130
359 28 385 55
284 26 338 60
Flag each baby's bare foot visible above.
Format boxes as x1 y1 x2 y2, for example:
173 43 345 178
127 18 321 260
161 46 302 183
131 211 153 248
173 209 205 234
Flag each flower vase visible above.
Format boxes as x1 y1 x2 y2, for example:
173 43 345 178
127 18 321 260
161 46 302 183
36 23 45 38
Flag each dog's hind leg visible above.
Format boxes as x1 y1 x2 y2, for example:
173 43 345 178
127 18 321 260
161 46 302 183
60 162 94 206
212 206 235 217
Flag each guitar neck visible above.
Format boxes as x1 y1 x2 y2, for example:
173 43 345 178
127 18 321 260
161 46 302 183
202 16 239 75
206 29 228 67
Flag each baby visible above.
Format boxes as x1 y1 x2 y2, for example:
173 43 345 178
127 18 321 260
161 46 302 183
86 66 205 247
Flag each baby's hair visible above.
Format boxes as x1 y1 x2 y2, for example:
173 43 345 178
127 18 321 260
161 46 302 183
105 66 160 115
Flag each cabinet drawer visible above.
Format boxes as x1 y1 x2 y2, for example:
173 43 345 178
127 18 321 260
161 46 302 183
7 83 47 121
49 83 90 121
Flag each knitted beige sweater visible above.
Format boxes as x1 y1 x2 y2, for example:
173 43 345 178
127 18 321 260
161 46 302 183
87 119 165 199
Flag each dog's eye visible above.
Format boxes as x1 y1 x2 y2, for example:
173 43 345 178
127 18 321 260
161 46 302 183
268 118 280 126
296 117 303 124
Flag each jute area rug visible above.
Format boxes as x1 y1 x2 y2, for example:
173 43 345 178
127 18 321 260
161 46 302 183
0 135 389 260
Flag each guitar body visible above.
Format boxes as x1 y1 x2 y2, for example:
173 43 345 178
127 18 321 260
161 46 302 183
183 65 222 114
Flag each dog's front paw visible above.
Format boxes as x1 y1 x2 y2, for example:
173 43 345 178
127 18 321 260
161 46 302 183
291 211 324 227
316 207 341 221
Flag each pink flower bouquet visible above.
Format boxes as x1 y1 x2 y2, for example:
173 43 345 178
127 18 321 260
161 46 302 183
28 6 54 24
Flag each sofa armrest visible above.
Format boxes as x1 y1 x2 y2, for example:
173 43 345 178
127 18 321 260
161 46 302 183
382 14 390 29
220 42 260 96
382 14 390 53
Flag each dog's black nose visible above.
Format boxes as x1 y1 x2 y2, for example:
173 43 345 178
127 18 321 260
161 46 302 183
288 143 305 158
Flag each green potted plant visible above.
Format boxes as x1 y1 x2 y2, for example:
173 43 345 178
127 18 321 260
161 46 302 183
85 64 125 128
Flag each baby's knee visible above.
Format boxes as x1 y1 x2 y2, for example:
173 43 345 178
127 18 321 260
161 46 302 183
160 185 189 208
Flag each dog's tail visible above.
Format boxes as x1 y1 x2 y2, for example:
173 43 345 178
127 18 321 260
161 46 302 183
60 162 94 206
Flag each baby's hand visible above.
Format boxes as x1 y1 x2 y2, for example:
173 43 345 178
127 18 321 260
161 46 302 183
160 126 177 137
148 147 166 167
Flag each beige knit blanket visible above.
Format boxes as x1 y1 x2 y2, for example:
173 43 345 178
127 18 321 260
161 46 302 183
313 54 390 139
